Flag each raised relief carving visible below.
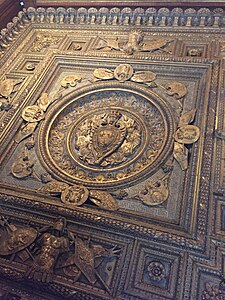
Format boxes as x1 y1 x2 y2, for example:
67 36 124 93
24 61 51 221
147 261 166 281
40 181 119 211
75 110 141 167
139 174 170 206
60 236 121 292
60 75 83 88
26 217 70 283
165 81 187 99
0 215 122 293
40 82 170 187
0 77 23 111
14 122 38 143
174 124 200 144
11 147 34 179
22 105 44 122
173 109 200 170
31 34 60 52
93 68 114 80
96 30 173 55
0 216 37 257
25 62 36 71
131 71 157 87
61 184 89 206
93 64 157 87
114 64 134 82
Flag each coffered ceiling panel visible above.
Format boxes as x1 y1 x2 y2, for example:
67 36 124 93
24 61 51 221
0 6 224 300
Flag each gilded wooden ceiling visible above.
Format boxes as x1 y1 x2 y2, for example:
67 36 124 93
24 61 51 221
0 6 224 300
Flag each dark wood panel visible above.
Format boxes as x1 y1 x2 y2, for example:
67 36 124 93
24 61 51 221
0 0 21 30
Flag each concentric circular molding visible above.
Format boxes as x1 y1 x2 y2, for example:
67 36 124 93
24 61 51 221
38 81 176 189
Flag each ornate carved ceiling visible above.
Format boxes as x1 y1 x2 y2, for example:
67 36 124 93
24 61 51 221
0 6 225 300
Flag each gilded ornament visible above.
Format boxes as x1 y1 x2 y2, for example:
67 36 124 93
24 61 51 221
11 149 34 178
72 238 96 284
139 175 169 206
174 125 200 144
22 105 44 122
37 92 51 111
121 29 143 54
178 108 196 128
25 63 35 71
40 83 170 187
131 71 156 84
0 77 23 110
62 255 81 281
14 122 38 143
93 68 114 80
61 184 89 206
0 78 22 98
141 38 173 53
60 75 82 88
173 142 188 171
70 43 82 51
165 82 187 99
61 238 121 287
187 48 202 57
32 34 60 52
0 227 37 256
0 78 15 98
96 30 173 55
39 181 69 195
25 135 35 149
95 37 120 51
89 190 119 211
73 109 141 167
114 64 134 82
26 217 69 283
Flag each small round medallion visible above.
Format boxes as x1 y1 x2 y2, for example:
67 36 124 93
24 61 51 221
61 185 89 206
22 105 44 122
114 64 134 82
174 125 200 144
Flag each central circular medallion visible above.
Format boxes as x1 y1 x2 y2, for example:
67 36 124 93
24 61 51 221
38 82 175 189
68 107 146 170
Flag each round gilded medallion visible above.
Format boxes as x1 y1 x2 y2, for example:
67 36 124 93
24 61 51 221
61 185 89 206
22 105 44 122
38 82 175 189
174 125 200 144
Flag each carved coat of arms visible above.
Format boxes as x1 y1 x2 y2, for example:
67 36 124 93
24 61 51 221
74 110 141 167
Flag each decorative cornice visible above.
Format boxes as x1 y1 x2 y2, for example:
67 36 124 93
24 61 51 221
0 10 29 51
1 6 225 52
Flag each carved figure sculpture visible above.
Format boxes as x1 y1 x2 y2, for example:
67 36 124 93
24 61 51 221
26 217 69 283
